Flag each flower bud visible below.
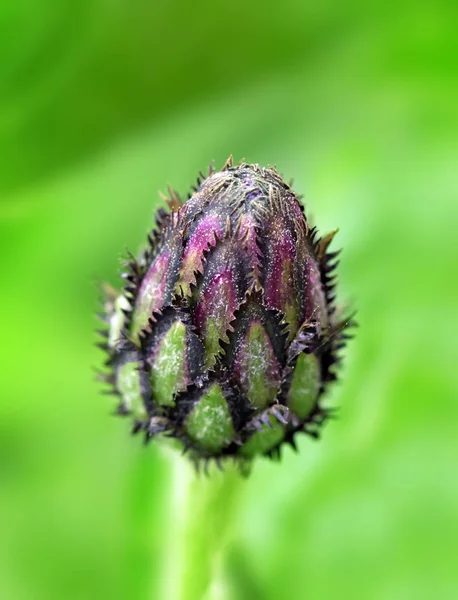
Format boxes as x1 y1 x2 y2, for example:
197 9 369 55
98 158 354 466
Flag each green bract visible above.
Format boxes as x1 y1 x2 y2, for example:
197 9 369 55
97 158 354 467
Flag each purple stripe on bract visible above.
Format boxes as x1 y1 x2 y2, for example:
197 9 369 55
304 257 328 332
238 213 261 286
191 231 251 364
193 269 238 363
194 270 237 334
263 224 296 310
185 214 222 258
178 215 223 290
130 250 171 341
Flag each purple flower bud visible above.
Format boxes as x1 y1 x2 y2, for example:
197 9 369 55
98 158 355 466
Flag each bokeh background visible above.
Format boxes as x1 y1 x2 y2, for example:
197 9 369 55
1 1 457 599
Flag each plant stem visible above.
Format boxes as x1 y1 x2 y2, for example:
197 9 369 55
160 449 243 600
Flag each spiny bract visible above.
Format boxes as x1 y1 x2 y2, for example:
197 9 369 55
97 158 354 467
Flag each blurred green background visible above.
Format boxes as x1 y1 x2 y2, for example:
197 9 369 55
1 1 457 598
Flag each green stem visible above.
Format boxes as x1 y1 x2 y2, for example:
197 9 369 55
160 449 243 600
